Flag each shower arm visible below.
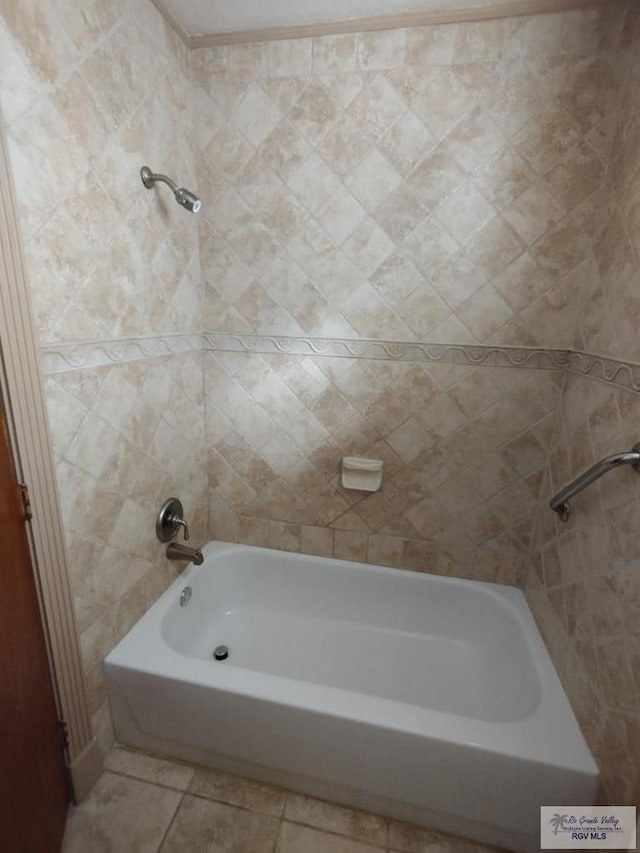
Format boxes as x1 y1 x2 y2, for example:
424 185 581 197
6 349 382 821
140 165 201 213
140 167 178 192
549 442 640 521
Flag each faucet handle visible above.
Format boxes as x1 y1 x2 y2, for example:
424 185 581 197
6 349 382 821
168 514 190 541
156 497 190 542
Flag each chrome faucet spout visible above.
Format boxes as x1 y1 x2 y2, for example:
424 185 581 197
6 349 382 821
166 542 204 566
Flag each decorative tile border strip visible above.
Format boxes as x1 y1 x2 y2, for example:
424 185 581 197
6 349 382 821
40 333 205 375
203 332 570 370
39 331 640 394
566 350 640 395
40 331 569 375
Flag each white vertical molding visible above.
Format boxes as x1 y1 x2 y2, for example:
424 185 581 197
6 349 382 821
0 115 97 775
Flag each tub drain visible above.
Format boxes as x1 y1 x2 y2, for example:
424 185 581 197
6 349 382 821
213 645 229 661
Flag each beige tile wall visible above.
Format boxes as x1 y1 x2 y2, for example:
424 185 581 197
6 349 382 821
526 4 640 806
528 373 640 805
0 0 204 753
195 5 630 587
194 6 627 349
44 353 208 751
577 7 640 363
1 0 201 343
206 350 561 585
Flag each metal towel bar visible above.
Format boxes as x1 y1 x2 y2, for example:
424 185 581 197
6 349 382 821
550 442 640 521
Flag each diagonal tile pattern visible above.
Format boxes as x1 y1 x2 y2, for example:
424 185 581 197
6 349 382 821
194 8 627 350
525 2 640 807
2 0 201 346
205 350 562 585
577 12 640 365
44 352 208 753
528 372 640 806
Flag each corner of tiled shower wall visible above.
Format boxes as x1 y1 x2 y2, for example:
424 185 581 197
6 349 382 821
526 372 640 805
0 0 205 753
524 4 640 806
575 15 640 364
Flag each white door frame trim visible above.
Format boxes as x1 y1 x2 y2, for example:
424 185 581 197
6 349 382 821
0 114 101 800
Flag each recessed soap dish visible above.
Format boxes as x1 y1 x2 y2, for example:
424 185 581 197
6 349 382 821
341 456 383 492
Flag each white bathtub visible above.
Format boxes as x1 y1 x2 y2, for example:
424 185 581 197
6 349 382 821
105 542 598 851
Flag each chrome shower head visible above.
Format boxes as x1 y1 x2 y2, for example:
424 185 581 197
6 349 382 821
140 166 201 214
173 187 201 214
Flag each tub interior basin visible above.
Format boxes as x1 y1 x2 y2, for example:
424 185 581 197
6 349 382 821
161 547 541 723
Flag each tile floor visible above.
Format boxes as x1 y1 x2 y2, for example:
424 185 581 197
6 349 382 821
61 746 508 852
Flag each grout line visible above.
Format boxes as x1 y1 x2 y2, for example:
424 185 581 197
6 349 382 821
272 816 283 853
104 766 192 794
97 754 500 852
278 817 388 850
109 742 199 769
187 789 284 820
108 749 389 850
155 790 184 852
